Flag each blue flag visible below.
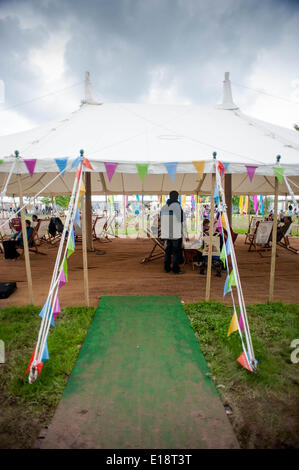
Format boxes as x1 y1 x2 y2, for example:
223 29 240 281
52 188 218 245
223 274 232 297
225 239 231 256
164 162 178 182
213 185 219 204
55 158 68 177
74 207 81 227
71 156 83 169
41 340 49 362
39 302 55 327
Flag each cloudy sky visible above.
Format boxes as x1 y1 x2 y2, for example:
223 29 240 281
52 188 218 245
0 0 298 136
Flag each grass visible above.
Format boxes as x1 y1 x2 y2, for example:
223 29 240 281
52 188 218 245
183 301 299 448
0 301 298 448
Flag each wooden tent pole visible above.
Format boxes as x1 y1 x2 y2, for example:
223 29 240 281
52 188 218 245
269 175 279 302
205 172 216 302
85 172 93 251
81 174 89 307
17 169 34 304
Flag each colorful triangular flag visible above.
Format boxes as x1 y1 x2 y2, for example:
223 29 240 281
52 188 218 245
104 162 118 182
63 258 68 282
82 157 93 170
223 274 232 297
74 207 81 227
71 156 83 169
245 165 258 182
227 312 238 336
80 181 86 195
164 162 178 182
239 314 245 332
225 239 231 256
24 159 37 177
228 269 236 289
213 185 219 204
58 268 66 290
39 302 55 327
273 167 285 184
67 235 75 259
53 296 61 322
220 244 226 269
223 162 229 173
55 158 68 177
237 351 252 372
192 161 205 179
136 163 149 183
25 349 36 374
41 341 49 362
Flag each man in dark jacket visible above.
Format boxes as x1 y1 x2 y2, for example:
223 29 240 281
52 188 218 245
160 191 185 274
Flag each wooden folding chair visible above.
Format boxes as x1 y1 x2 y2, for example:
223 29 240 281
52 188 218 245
245 216 263 244
140 214 166 263
93 216 110 242
277 221 299 254
248 220 273 256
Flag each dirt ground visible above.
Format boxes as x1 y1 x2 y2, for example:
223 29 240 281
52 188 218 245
1 234 299 307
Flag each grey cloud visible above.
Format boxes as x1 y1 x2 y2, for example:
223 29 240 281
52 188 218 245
0 0 298 125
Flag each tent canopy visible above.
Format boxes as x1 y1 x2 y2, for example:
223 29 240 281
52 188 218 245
1 76 299 196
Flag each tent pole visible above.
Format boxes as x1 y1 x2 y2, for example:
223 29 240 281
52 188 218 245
81 182 90 306
195 192 199 237
17 172 34 305
205 172 216 302
269 176 279 302
85 172 93 251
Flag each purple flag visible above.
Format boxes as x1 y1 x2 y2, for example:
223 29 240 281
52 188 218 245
245 165 258 182
216 215 222 234
239 314 245 332
58 269 66 290
104 162 118 182
24 159 37 177
53 296 61 321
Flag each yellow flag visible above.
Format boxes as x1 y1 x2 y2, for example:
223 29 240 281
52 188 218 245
162 195 165 205
227 312 238 336
244 196 249 215
239 195 244 214
221 213 227 230
182 194 186 209
193 161 205 179
80 181 86 196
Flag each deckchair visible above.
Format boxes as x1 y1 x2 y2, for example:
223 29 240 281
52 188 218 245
17 226 46 257
9 217 22 233
277 220 299 254
102 213 118 239
248 220 273 256
245 216 263 244
93 216 110 242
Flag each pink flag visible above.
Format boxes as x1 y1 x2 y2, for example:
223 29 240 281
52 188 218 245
245 165 258 182
104 162 118 182
53 296 61 321
253 195 258 213
24 159 37 177
239 314 245 332
216 216 222 234
58 269 66 289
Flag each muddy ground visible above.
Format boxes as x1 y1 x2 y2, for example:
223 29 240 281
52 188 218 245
1 234 299 307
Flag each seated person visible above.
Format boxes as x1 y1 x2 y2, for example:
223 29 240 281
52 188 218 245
3 220 34 259
12 219 34 247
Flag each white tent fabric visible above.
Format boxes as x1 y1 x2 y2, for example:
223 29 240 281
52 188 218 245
1 101 299 195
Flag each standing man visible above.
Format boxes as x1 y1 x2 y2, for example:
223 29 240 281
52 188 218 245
161 191 186 274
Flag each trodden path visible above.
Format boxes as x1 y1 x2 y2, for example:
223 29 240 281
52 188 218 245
39 296 239 449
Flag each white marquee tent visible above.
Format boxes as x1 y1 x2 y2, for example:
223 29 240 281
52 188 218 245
0 73 299 197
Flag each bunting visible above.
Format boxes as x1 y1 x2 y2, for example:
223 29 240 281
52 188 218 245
53 296 61 322
239 195 244 214
164 162 178 182
192 161 205 179
24 159 37 177
58 269 66 290
39 302 55 328
41 341 49 362
227 312 238 336
244 196 249 215
67 236 75 259
228 269 236 288
63 258 68 282
82 157 93 170
237 352 252 372
239 314 245 332
245 165 258 182
273 167 285 183
223 162 229 173
213 185 219 204
71 156 83 169
55 158 68 177
220 244 226 268
80 181 86 196
74 207 81 227
104 162 118 182
25 349 36 374
218 161 225 176
136 163 149 183
253 195 258 213
223 274 232 296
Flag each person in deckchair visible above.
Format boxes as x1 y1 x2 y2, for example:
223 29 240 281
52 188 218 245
160 191 185 274
12 219 34 248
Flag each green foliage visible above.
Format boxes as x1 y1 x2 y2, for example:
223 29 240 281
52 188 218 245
54 195 70 209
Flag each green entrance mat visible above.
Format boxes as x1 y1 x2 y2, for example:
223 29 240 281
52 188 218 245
40 296 238 448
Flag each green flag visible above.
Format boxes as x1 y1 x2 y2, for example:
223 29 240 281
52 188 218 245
273 167 285 184
220 244 226 269
136 163 149 183
63 258 68 281
67 236 75 259
228 269 236 288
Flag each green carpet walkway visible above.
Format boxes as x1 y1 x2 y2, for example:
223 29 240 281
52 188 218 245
40 296 238 448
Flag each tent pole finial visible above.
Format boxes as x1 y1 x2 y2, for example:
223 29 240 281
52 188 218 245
81 72 101 106
217 72 239 110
